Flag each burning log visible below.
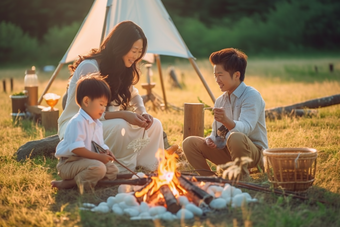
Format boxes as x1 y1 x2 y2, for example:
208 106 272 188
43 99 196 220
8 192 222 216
134 179 154 203
175 175 213 206
159 185 181 213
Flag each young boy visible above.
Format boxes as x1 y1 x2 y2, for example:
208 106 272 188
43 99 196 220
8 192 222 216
183 48 268 180
52 73 119 190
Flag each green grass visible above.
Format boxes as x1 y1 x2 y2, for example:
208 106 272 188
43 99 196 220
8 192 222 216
0 57 340 226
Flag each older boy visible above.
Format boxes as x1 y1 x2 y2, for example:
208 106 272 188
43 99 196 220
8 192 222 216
183 48 268 179
52 73 119 190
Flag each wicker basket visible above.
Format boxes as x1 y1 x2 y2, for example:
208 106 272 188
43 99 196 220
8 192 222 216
263 148 317 192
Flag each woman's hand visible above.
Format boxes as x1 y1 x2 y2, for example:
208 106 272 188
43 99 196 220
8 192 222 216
205 137 217 148
124 112 148 128
142 113 153 130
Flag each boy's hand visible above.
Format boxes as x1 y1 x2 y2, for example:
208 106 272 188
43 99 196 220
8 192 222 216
205 137 217 148
98 153 114 164
106 149 115 158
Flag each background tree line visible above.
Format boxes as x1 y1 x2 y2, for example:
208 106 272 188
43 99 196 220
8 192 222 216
0 0 339 66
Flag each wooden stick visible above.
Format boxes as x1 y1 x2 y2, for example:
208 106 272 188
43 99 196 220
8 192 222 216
92 141 141 179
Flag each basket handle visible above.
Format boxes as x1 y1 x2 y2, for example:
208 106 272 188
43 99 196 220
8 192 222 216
295 153 301 169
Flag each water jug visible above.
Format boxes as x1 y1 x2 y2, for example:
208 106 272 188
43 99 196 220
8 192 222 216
24 66 38 106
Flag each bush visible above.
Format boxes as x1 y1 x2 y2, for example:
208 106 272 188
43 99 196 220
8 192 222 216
40 22 81 65
0 21 39 65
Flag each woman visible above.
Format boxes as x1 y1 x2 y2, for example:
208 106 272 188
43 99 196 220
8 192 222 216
58 21 164 173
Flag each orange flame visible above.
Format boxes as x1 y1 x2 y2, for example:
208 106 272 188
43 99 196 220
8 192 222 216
135 148 186 200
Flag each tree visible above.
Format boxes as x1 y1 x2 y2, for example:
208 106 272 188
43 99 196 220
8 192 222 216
0 0 93 39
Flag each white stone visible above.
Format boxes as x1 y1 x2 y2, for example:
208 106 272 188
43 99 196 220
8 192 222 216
185 203 203 216
132 172 146 179
232 194 248 208
79 207 91 211
231 188 242 197
115 193 130 203
112 206 124 215
118 184 132 194
130 216 153 220
139 212 152 218
176 208 194 219
118 201 129 210
107 196 117 207
149 206 166 216
161 211 176 221
92 205 110 213
82 203 96 208
98 202 108 207
139 202 150 212
133 185 143 192
208 185 223 198
241 192 252 200
222 184 232 200
177 196 189 206
210 198 227 209
206 187 215 197
124 194 139 206
124 207 140 217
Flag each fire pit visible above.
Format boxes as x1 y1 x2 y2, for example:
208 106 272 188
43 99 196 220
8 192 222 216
80 149 258 220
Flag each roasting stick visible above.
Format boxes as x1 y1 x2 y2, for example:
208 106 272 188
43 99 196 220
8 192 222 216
91 141 141 179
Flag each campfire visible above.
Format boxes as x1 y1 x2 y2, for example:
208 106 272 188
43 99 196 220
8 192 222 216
133 149 213 214
80 148 258 220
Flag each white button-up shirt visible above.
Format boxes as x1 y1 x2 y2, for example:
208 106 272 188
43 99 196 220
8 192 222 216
210 82 268 149
55 108 109 158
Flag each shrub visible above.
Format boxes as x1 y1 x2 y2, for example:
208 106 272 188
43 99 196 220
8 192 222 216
0 21 39 65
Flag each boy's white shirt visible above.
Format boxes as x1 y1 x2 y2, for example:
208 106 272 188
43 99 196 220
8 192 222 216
55 108 109 158
209 82 268 150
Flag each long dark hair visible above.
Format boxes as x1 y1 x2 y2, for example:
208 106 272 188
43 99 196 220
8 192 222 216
68 21 147 109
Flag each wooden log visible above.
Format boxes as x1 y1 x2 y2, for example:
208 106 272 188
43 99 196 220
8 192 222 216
134 179 154 203
175 175 213 206
15 134 60 161
265 94 340 119
97 178 149 187
41 108 59 132
159 184 181 213
183 103 204 140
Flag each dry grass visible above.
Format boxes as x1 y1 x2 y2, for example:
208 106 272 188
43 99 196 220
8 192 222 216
0 57 340 226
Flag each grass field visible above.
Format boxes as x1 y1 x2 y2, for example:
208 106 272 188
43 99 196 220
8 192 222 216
0 57 340 227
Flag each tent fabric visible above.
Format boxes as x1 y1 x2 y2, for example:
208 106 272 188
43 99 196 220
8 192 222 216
61 0 194 64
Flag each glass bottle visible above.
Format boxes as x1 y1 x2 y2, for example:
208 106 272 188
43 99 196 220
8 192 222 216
24 66 38 106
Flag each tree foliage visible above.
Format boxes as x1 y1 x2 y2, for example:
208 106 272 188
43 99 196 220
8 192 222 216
0 0 93 39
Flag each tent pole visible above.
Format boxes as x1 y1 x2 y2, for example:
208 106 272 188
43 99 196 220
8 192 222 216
189 58 216 103
100 2 111 43
38 63 64 104
155 54 168 110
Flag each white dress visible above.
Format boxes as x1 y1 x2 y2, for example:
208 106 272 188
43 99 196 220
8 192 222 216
58 59 164 172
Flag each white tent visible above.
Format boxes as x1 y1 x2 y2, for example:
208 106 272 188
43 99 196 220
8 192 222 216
39 0 215 107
